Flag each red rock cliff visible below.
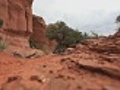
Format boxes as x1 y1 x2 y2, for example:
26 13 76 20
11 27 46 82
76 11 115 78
0 0 33 49
0 0 33 33
32 15 47 44
31 15 56 51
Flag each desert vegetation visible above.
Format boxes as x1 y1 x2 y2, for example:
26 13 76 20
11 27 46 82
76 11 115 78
29 20 101 54
116 15 120 23
46 21 100 53
0 38 7 51
116 15 120 32
0 19 3 28
0 19 6 51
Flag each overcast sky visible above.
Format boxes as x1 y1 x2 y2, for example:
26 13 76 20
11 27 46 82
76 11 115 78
33 0 120 35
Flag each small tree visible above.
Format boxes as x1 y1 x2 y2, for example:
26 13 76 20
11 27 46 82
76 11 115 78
46 21 67 43
91 31 99 38
46 21 87 53
0 38 7 51
116 15 120 31
46 24 59 41
0 19 6 51
116 15 120 23
29 37 36 48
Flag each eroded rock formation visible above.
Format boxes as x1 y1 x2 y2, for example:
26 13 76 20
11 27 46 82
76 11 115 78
0 0 33 48
31 15 56 51
32 15 47 46
0 0 33 33
0 0 56 54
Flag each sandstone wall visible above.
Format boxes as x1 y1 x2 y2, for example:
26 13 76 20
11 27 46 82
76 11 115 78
0 0 33 34
31 15 56 50
0 0 33 49
32 15 47 44
0 0 56 54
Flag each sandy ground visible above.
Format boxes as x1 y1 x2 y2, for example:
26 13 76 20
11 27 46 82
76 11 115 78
0 44 120 90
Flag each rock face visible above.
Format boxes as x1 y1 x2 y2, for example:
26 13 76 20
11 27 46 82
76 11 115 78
31 15 56 51
0 0 33 33
32 15 47 45
0 0 33 48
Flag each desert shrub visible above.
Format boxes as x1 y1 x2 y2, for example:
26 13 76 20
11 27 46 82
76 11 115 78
116 15 120 23
46 21 88 53
0 39 7 51
0 19 3 28
29 38 36 48
90 31 100 39
82 31 101 39
0 19 6 51
115 15 120 32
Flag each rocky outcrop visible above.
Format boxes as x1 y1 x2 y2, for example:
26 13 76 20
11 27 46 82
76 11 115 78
32 15 47 45
0 0 33 33
86 36 120 54
0 0 33 49
31 15 56 51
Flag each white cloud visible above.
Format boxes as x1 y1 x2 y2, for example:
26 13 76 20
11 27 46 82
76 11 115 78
33 0 120 35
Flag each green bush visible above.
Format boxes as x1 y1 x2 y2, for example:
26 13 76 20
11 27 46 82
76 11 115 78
0 19 3 28
46 21 88 53
116 15 120 23
0 39 7 51
115 15 120 32
29 38 36 48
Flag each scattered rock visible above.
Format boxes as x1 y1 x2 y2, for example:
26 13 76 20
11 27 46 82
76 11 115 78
64 48 75 55
30 75 47 83
1 76 24 90
7 76 22 83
